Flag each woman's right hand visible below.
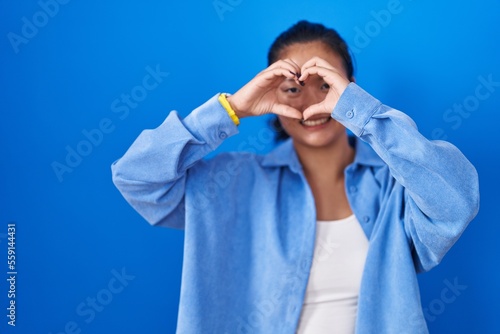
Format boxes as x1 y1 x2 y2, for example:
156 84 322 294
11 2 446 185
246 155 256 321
226 59 304 120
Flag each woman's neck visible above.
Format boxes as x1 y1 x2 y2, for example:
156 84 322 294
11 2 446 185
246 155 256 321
293 135 356 221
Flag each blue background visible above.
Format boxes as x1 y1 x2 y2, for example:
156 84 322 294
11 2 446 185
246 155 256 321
1 0 499 333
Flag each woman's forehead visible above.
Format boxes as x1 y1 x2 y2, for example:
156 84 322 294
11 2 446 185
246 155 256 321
279 41 345 68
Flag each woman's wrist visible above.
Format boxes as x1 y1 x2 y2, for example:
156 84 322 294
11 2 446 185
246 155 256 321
218 94 241 125
226 95 247 119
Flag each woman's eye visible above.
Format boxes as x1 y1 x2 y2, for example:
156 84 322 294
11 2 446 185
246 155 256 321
321 83 330 90
285 87 300 93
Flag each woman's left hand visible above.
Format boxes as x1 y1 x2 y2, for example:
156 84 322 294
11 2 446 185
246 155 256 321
298 57 351 120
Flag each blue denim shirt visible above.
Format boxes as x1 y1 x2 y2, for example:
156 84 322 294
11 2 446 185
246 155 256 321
111 83 479 333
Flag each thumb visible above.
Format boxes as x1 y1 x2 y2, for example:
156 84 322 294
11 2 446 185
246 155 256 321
302 102 331 120
269 103 303 119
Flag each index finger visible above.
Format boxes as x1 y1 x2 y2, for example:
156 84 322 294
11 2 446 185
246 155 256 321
299 65 343 86
300 57 336 75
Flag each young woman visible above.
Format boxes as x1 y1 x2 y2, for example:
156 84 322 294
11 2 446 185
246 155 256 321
111 21 479 333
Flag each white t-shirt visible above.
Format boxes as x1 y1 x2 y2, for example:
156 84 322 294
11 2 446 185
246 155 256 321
296 214 369 334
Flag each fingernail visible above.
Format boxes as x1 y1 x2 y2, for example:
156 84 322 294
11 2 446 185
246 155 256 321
299 81 305 86
295 72 301 79
289 71 296 76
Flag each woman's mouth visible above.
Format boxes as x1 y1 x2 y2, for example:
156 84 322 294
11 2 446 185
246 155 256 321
300 117 331 127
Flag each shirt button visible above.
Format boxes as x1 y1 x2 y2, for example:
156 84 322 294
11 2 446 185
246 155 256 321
363 216 370 223
349 186 357 193
346 110 354 119
219 131 228 139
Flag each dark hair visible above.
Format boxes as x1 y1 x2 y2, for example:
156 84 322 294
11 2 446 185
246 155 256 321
267 20 355 141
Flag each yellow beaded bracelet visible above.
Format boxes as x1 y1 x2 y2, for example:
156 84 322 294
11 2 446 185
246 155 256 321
218 93 240 126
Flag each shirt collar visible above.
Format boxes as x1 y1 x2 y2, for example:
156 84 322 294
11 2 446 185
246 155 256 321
261 136 385 172
261 139 303 173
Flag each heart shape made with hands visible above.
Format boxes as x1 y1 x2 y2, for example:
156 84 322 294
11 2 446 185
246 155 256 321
227 57 350 121
283 58 351 120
